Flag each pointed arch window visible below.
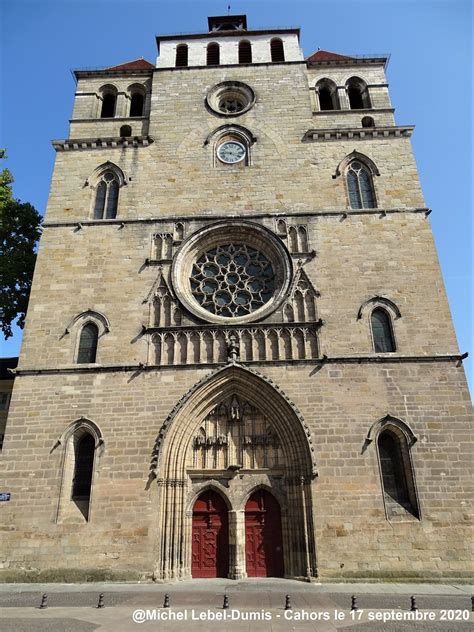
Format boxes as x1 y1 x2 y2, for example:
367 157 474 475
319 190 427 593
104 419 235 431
239 40 252 64
371 308 395 352
378 429 419 518
207 43 220 66
270 38 285 62
94 170 120 219
176 44 188 67
77 323 98 363
72 433 95 500
347 160 376 209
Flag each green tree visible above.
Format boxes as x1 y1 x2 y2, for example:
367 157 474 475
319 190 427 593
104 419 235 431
0 153 42 339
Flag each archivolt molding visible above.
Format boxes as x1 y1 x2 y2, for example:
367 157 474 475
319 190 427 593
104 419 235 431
87 161 127 188
333 150 380 179
366 414 418 446
185 480 233 513
357 296 401 321
150 362 318 480
65 310 111 335
58 416 105 450
204 124 257 146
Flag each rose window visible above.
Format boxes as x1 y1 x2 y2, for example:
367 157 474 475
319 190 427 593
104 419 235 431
219 98 244 114
190 244 276 317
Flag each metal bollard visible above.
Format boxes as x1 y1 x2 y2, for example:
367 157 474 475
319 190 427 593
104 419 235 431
163 593 170 608
351 595 358 611
39 593 48 609
223 594 229 609
284 594 292 610
410 596 418 612
97 593 105 609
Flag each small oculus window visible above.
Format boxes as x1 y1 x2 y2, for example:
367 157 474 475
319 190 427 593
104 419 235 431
207 81 255 117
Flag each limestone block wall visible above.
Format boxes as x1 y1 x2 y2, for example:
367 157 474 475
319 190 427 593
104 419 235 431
70 74 152 138
18 209 457 371
0 361 471 581
44 64 423 225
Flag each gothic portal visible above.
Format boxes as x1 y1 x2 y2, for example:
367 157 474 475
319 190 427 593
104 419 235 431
0 14 472 583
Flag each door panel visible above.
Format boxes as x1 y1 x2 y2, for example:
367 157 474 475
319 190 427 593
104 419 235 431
245 489 284 577
192 490 228 578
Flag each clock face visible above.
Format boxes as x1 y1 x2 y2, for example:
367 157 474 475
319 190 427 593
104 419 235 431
217 141 246 164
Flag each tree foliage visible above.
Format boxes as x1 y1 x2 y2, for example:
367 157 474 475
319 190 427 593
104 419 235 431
0 154 42 339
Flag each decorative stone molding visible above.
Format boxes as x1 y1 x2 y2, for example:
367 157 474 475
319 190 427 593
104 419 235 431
148 323 320 366
357 296 401 320
366 414 418 446
52 135 155 151
333 150 380 179
303 126 413 143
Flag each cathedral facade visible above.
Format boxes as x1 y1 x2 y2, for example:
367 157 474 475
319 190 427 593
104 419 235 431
1 15 472 582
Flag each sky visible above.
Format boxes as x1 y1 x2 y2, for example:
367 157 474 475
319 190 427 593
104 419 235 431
0 0 472 394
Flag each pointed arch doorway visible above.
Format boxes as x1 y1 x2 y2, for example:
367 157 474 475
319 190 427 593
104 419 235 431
245 489 284 577
153 364 318 581
192 490 229 578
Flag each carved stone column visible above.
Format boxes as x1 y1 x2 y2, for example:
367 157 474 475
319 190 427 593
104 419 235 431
228 509 246 579
337 86 350 109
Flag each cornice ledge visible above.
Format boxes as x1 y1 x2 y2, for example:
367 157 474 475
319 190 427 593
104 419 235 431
13 353 467 376
52 135 155 151
303 126 414 142
41 208 431 228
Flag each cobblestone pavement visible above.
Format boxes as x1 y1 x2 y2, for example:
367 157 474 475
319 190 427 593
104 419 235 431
0 580 472 632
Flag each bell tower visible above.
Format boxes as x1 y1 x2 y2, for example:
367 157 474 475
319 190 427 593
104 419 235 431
0 13 471 584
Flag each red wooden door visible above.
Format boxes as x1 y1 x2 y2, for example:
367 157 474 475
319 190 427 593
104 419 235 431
245 489 284 577
192 490 229 578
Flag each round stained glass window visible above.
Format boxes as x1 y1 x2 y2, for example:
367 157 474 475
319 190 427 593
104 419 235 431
190 244 275 317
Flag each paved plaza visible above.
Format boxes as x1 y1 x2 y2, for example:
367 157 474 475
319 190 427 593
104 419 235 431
0 580 472 631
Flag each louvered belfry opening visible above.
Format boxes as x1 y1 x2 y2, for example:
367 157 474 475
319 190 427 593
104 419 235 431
239 40 252 64
270 38 285 62
176 44 188 67
207 43 220 65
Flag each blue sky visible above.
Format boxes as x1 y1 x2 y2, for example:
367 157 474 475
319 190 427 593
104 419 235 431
1 0 472 394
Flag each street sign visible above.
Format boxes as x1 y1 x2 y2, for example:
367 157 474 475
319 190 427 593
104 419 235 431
0 493 11 501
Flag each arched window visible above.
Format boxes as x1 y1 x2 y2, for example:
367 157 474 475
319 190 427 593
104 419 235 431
371 308 395 352
120 125 132 137
346 77 371 109
130 92 144 117
362 116 375 128
77 323 98 363
378 429 419 518
175 44 188 67
347 160 376 209
71 433 95 501
100 93 116 118
93 170 120 219
316 79 339 110
270 38 285 62
239 40 252 64
207 43 220 66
